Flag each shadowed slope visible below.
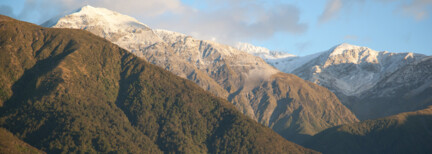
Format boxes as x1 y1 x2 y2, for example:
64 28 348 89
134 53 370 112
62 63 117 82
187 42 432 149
304 106 432 154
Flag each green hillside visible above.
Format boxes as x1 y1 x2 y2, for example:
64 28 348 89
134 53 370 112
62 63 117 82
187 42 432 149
0 15 317 153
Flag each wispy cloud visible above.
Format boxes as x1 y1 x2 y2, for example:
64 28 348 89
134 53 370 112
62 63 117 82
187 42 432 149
141 0 308 45
400 0 432 20
318 0 367 24
158 2 308 44
317 0 432 24
375 0 431 21
319 0 343 23
344 35 358 41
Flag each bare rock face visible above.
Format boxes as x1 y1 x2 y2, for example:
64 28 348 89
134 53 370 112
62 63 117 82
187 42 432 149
46 5 359 143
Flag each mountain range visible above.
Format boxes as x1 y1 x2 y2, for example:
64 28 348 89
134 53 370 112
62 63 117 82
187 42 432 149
1 4 431 153
44 5 359 143
238 42 431 120
0 15 317 153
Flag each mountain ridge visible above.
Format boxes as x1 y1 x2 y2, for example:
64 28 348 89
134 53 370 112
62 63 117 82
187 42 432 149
240 42 430 120
46 5 359 143
0 15 317 153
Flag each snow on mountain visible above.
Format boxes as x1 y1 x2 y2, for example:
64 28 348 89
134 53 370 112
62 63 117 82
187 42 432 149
42 5 162 49
46 5 359 143
256 43 426 97
44 5 150 29
234 42 325 73
240 42 431 120
235 42 295 59
265 51 324 73
291 43 425 96
351 56 432 120
153 29 187 45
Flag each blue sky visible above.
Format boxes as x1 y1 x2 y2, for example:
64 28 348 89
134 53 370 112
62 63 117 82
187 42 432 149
1 0 431 56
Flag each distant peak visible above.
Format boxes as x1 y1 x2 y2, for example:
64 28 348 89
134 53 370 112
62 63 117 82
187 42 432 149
235 42 270 54
234 42 295 59
82 4 94 9
329 43 363 56
74 5 116 16
341 42 355 46
73 5 99 14
334 43 360 50
43 5 151 30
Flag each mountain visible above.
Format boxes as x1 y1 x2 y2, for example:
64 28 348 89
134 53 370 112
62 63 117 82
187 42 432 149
303 106 432 154
44 5 359 143
354 56 432 119
246 43 425 97
235 42 296 59
284 43 424 96
240 43 430 120
0 15 318 153
43 5 230 100
0 128 45 154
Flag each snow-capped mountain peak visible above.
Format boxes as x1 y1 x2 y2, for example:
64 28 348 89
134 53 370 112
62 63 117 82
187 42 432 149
43 5 163 51
323 43 382 66
77 5 150 29
43 5 150 30
329 43 364 56
235 42 271 55
235 42 295 59
268 43 426 97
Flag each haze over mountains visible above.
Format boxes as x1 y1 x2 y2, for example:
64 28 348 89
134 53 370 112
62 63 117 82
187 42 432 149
0 15 317 153
45 5 359 143
240 43 432 120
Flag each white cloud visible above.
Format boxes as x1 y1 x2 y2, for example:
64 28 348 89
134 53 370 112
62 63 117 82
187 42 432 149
160 2 307 45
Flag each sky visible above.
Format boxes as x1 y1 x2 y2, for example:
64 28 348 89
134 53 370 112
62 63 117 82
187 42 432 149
0 0 431 56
